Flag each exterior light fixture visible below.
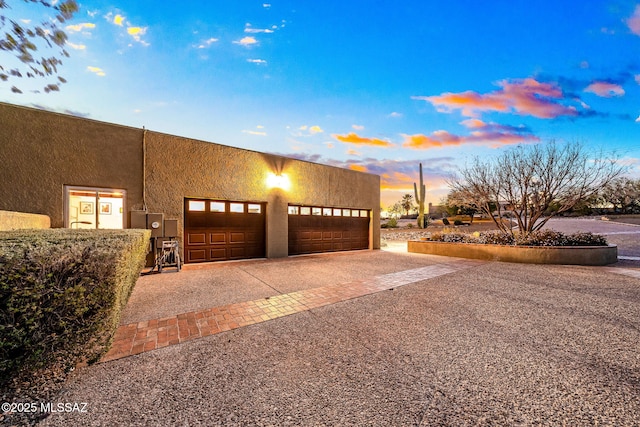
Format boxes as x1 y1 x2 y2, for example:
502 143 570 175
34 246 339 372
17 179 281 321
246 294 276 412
267 173 291 190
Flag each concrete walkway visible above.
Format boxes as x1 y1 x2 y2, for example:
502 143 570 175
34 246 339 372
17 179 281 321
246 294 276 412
103 260 481 362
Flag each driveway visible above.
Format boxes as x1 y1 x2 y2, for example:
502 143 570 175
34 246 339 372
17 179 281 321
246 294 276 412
543 217 640 258
38 231 640 426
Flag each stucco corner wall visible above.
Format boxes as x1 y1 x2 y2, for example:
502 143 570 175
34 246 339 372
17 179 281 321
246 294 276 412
0 210 51 231
0 102 144 228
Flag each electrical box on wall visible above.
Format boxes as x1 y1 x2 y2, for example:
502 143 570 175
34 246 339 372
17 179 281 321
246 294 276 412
130 210 147 229
147 213 164 238
164 219 178 237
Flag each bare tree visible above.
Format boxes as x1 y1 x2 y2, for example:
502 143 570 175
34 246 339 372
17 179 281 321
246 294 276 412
0 0 78 93
599 177 640 214
449 141 624 234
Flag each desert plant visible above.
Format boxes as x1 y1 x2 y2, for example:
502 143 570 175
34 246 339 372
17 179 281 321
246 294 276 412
383 217 398 228
414 163 427 228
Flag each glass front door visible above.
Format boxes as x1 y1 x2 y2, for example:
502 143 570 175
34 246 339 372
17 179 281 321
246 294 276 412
65 186 126 229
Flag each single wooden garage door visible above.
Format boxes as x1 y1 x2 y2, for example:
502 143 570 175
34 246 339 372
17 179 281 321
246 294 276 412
184 199 265 263
288 206 370 255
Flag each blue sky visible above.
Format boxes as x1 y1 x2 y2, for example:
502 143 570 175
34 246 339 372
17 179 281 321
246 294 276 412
2 0 640 208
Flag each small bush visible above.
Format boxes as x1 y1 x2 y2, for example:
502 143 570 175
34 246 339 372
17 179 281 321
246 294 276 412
453 220 463 226
442 218 450 226
406 223 414 229
0 229 150 393
383 217 398 228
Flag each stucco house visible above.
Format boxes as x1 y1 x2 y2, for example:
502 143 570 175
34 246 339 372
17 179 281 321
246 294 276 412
0 102 380 263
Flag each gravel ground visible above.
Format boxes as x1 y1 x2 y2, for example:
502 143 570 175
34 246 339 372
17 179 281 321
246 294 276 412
35 253 640 426
4 217 637 426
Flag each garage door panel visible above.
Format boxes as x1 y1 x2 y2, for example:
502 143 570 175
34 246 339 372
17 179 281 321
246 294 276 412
229 232 246 243
188 249 207 263
210 248 227 261
289 206 369 255
230 247 246 259
299 231 311 241
188 233 206 245
185 199 265 263
210 233 226 244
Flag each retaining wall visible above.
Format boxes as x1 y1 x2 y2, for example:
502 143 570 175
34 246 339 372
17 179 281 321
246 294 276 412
408 240 618 266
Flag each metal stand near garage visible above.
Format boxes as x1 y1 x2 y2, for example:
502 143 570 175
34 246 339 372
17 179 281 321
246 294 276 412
154 238 181 272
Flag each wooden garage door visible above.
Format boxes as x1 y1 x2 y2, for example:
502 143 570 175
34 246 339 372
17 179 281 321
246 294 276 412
184 199 265 263
288 206 370 255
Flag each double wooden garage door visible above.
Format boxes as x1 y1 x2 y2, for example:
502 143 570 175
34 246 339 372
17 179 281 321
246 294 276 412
184 199 265 263
288 206 370 255
184 199 370 263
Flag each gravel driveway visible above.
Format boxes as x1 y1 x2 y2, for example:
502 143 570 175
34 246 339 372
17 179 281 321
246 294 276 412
38 243 640 426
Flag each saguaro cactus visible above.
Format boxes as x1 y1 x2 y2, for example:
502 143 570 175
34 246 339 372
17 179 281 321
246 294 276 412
414 163 426 228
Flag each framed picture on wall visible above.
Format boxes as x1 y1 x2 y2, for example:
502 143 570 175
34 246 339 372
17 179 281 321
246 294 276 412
80 202 94 215
100 202 112 215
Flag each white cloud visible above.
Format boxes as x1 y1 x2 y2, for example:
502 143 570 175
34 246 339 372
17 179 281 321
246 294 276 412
352 124 365 130
263 3 271 8
66 22 96 33
113 14 125 26
87 66 106 77
127 26 149 46
242 129 267 136
247 58 267 65
67 42 86 50
387 112 403 118
245 23 274 34
197 38 219 48
234 36 258 46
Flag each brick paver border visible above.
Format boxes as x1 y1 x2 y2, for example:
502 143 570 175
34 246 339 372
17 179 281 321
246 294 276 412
101 260 481 362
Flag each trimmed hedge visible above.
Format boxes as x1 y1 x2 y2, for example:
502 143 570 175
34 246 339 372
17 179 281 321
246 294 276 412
0 229 150 388
428 229 608 246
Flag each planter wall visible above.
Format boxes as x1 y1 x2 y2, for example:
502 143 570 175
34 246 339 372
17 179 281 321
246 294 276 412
407 240 618 266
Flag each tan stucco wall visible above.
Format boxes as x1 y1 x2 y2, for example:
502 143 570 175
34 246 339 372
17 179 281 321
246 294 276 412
144 131 381 256
0 210 50 231
1 103 380 257
0 103 144 227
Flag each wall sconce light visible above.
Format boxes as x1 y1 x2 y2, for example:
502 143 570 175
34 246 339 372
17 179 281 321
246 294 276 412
267 172 291 191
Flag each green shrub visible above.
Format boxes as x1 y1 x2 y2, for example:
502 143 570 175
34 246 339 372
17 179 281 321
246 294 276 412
383 217 398 228
453 219 463 226
0 229 150 390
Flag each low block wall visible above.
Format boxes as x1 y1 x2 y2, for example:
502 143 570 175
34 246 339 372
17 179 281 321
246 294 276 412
0 210 50 231
408 240 618 266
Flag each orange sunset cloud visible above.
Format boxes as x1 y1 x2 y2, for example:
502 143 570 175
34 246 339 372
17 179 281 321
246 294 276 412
332 132 394 147
414 78 579 119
